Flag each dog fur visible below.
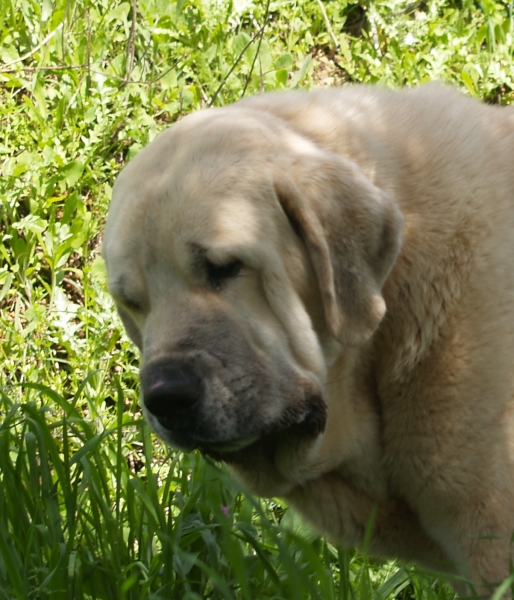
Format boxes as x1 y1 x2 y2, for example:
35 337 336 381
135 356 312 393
103 84 514 593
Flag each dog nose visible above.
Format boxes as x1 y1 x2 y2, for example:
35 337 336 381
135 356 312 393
140 359 202 431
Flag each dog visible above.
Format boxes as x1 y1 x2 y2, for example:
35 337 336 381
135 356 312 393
103 84 514 593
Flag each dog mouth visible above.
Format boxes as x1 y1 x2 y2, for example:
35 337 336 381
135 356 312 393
196 398 327 462
144 373 328 461
198 434 260 456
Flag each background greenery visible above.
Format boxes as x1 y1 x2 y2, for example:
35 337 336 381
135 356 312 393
1 0 513 597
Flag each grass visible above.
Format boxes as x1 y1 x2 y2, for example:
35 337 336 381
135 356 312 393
0 0 513 597
1 381 443 599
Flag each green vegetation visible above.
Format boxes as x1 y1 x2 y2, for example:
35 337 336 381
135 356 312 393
0 0 512 597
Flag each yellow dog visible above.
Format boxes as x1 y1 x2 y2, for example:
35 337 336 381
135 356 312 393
103 84 514 593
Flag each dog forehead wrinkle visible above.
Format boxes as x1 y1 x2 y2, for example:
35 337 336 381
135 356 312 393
151 175 276 260
208 196 263 248
177 195 263 247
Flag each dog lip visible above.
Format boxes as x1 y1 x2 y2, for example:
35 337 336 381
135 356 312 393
145 411 200 451
160 429 198 452
198 434 260 454
149 412 259 454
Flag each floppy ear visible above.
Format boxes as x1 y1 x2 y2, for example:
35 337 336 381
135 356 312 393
275 151 403 346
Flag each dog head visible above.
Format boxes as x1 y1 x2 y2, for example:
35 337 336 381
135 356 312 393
103 103 403 495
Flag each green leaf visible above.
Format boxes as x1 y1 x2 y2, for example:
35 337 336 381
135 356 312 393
60 161 84 187
234 32 252 58
12 215 48 235
275 68 289 85
106 2 130 23
41 0 52 21
32 83 48 121
90 255 107 285
461 72 474 94
0 272 13 302
293 53 313 84
274 53 294 70
160 68 178 89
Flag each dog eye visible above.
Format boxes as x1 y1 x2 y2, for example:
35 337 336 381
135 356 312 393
124 298 142 311
206 259 243 290
119 295 143 313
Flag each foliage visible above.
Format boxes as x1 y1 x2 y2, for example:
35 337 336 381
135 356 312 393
0 0 512 597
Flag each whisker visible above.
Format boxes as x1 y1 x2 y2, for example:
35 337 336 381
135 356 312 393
323 373 351 388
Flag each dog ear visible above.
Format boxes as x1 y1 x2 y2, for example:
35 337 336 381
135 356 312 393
275 151 403 346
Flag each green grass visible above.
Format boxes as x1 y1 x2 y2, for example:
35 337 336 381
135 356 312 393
0 383 457 600
0 0 513 597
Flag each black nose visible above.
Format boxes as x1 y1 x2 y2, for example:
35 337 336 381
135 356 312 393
140 358 202 431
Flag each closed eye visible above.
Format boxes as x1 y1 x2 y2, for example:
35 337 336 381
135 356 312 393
109 275 145 314
206 259 243 291
122 297 143 312
113 290 143 313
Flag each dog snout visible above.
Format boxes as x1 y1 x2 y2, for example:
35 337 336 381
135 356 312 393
140 358 202 431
